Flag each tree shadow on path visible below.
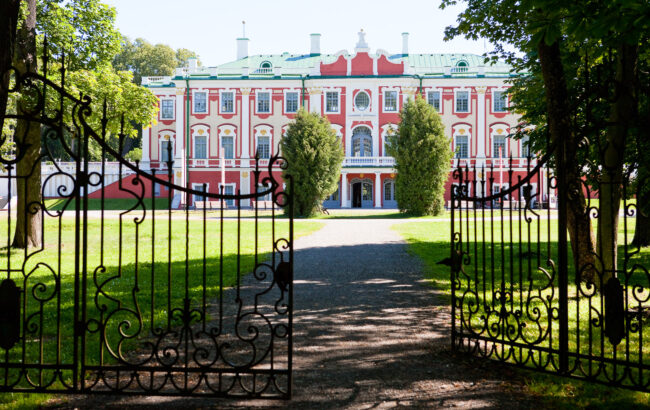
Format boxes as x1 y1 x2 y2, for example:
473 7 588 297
58 235 551 409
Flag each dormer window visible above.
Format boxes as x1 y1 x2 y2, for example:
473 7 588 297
258 61 273 74
452 60 469 73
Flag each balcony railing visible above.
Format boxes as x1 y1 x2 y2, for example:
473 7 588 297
450 66 469 73
342 157 396 167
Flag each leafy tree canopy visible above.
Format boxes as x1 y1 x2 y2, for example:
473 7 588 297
36 0 122 70
441 0 650 279
114 36 200 85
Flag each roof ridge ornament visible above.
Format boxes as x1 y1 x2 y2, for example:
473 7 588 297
355 29 369 52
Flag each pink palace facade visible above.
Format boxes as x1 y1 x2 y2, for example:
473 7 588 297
139 32 546 209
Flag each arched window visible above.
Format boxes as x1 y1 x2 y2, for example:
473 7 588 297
383 125 396 157
384 179 397 208
260 61 272 69
384 180 395 201
456 60 468 68
352 127 372 157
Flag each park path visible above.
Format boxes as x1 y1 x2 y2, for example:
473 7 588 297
60 219 540 409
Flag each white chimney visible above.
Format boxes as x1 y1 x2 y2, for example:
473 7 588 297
188 57 198 70
310 33 321 55
237 37 249 60
402 32 409 56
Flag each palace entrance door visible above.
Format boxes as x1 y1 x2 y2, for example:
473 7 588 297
351 181 373 208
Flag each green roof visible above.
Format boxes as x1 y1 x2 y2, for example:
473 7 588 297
143 51 517 86
215 52 509 71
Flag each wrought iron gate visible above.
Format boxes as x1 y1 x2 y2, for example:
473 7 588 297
0 54 293 398
450 140 650 391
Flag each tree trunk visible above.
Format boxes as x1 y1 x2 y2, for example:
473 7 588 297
0 0 21 132
632 198 650 247
633 109 650 248
12 0 42 249
597 43 638 283
537 40 597 283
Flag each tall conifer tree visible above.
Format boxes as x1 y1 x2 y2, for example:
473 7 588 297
387 96 452 216
281 109 343 217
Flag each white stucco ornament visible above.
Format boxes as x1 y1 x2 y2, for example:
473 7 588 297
356 29 369 52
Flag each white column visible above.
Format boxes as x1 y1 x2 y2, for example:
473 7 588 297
476 86 487 160
141 126 150 170
175 88 186 208
175 88 185 163
371 85 380 157
345 87 351 157
374 172 381 208
240 170 250 207
309 88 322 114
241 88 251 160
341 172 348 208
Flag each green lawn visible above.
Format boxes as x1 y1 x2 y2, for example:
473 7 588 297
0 215 322 409
394 217 650 409
45 197 171 211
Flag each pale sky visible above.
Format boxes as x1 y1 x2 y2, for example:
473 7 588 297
103 0 490 66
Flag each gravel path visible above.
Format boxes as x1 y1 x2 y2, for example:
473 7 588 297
58 219 539 409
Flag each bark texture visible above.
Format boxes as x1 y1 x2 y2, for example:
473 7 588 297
537 40 597 283
632 203 650 248
12 0 42 249
0 0 21 133
597 43 638 283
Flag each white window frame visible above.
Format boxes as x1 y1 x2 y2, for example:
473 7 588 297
354 90 371 112
454 135 469 159
454 89 470 113
383 90 398 112
285 91 299 113
382 124 396 157
493 182 510 197
324 91 340 114
192 90 208 114
193 134 208 159
384 179 395 201
493 90 508 112
451 125 472 159
256 182 273 202
520 135 531 158
351 126 373 157
492 134 507 158
219 183 237 206
326 182 340 202
192 183 209 205
159 138 174 162
256 135 271 159
256 90 271 114
219 90 235 114
220 135 235 159
426 90 442 113
160 98 175 120
520 182 538 202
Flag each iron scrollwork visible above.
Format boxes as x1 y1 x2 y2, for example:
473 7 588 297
0 49 294 399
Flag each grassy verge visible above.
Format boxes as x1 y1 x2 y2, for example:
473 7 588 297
0 216 322 409
45 198 171 211
393 218 650 409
